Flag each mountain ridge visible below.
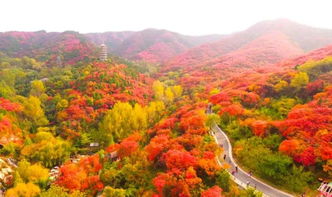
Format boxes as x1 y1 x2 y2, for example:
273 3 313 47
165 19 332 70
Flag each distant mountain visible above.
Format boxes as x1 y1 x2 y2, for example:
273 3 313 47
278 44 332 67
85 31 135 54
165 19 332 70
1 19 332 67
0 29 222 65
86 29 223 63
0 31 96 65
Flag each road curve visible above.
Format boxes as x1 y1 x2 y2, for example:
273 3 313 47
210 123 294 197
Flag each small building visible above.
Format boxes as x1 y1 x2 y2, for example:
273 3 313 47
318 182 332 197
99 44 107 61
40 78 49 82
90 142 100 147
106 151 118 161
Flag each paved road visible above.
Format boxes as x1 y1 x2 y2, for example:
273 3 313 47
210 123 294 197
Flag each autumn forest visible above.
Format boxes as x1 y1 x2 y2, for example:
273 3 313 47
0 19 331 197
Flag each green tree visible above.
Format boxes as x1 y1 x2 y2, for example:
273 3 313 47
215 170 230 192
271 97 298 118
240 188 263 197
205 114 220 129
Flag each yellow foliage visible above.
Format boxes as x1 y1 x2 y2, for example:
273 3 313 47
5 182 41 197
274 80 288 92
56 99 69 110
30 80 45 97
171 85 183 98
16 96 49 126
152 80 164 100
20 132 71 168
290 72 309 88
209 88 220 96
101 101 166 143
152 80 183 103
165 87 174 103
17 160 49 184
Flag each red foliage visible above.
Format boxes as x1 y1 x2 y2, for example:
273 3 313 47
251 120 268 137
146 134 170 161
306 80 324 96
240 92 260 106
153 167 202 197
276 86 332 164
164 149 197 170
243 119 269 137
219 104 244 116
294 147 316 166
87 29 220 63
56 154 103 192
153 173 170 194
154 118 177 130
56 62 154 138
180 110 207 135
0 98 22 112
203 151 215 160
174 134 203 152
279 45 332 68
319 142 332 161
0 116 22 145
279 139 300 156
201 186 223 197
209 93 231 106
0 31 95 65
117 133 141 158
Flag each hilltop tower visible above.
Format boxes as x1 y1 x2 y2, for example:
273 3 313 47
56 55 62 67
99 44 107 61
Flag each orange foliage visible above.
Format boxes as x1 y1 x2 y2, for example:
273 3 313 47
146 134 170 161
0 116 22 145
243 119 269 136
164 149 197 170
276 86 332 164
219 103 244 116
56 154 103 193
180 110 207 135
152 167 202 197
279 139 300 156
210 93 231 106
117 133 141 158
201 186 223 197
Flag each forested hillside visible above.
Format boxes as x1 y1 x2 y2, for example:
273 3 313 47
86 29 222 63
0 31 96 65
0 20 331 197
165 19 332 71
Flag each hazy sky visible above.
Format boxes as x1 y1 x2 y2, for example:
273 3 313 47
1 0 332 35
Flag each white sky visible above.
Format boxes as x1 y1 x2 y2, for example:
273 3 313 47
1 0 332 35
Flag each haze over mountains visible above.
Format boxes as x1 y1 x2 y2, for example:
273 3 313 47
86 29 222 63
165 19 332 70
1 19 332 68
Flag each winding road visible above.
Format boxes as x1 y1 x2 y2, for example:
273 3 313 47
207 108 294 197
